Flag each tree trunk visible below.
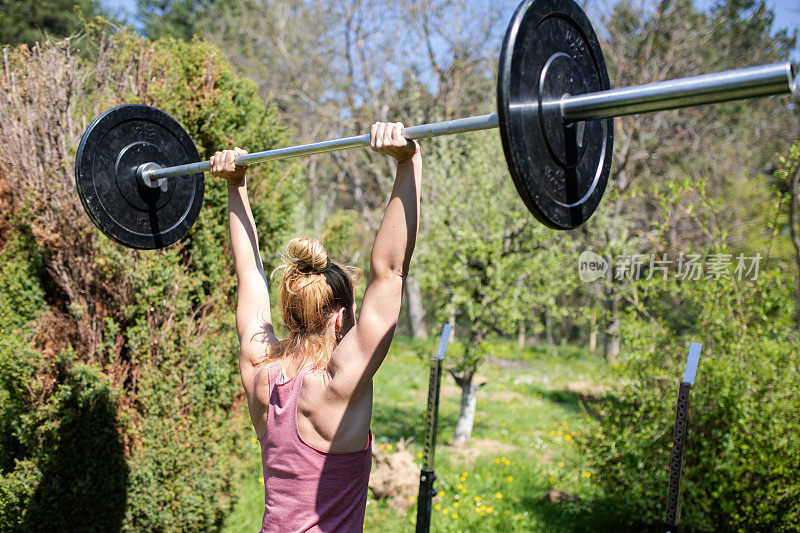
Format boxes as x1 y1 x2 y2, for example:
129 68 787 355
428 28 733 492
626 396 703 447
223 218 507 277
403 275 427 339
604 287 621 364
544 308 554 345
588 328 597 354
451 371 484 447
517 321 526 349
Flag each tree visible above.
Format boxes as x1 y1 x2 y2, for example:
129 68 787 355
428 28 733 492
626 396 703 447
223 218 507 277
589 0 796 361
416 132 573 446
0 0 107 45
136 0 214 40
198 0 514 337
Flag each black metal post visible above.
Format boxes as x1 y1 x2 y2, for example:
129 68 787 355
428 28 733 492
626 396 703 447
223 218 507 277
415 324 453 533
664 342 702 533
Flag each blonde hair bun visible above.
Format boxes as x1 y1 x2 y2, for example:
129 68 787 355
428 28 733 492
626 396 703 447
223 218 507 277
286 236 329 273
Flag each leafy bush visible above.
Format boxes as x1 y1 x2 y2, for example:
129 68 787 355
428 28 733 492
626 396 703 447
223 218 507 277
581 180 800 531
0 31 298 531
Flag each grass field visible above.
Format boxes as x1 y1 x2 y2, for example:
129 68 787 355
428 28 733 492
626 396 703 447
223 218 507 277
221 337 620 532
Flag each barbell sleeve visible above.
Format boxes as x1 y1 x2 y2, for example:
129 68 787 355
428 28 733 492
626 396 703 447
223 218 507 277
560 62 794 122
143 62 795 182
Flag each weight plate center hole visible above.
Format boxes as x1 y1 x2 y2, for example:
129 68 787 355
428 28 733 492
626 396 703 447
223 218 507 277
115 141 175 211
539 52 590 169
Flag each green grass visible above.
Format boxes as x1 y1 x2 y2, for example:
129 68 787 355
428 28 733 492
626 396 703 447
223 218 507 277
222 337 620 532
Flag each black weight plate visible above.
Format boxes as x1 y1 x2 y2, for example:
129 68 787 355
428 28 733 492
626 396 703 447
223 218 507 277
498 0 613 230
75 104 203 249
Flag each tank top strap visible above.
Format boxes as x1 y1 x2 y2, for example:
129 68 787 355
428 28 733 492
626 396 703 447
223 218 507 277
294 364 315 385
265 361 280 392
266 362 315 396
285 364 316 422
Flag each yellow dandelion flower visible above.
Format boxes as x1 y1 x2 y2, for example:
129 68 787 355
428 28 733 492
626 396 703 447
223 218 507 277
457 484 463 490
549 477 555 484
537 393 543 398
495 492 503 499
461 489 468 494
452 513 458 519
506 476 513 482
474 496 481 502
258 477 264 484
500 422 506 428
453 502 459 508
565 434 572 440
581 471 592 478
503 510 510 515
417 452 423 458
462 471 468 477
460 476 466 482
503 459 511 465
550 430 556 436
435 504 441 511
558 461 565 467
442 508 448 514
251 437 257 444
494 458 501 464
537 414 542 418
537 453 543 459
409 496 416 501
501 456 507 462
669 442 674 448
437 491 444 497
386 444 393 451
487 507 494 514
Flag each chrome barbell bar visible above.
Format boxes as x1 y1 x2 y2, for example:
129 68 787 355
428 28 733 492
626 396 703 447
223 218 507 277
142 62 795 185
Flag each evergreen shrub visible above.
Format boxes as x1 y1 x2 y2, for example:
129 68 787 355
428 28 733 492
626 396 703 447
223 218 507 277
0 31 298 531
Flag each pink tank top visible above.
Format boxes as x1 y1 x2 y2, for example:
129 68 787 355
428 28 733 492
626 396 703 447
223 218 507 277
257 362 372 532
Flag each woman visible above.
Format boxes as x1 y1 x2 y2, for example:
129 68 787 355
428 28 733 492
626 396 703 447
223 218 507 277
210 122 421 532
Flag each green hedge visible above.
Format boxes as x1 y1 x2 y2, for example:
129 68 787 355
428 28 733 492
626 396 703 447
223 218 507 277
0 32 299 531
582 178 800 531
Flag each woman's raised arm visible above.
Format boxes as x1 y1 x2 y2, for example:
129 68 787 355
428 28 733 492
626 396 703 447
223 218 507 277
211 148 277 392
327 123 422 397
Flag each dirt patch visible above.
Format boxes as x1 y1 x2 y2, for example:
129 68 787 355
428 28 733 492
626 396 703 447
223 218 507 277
443 438 521 464
565 380 608 398
544 488 580 503
485 356 534 370
489 390 524 402
440 383 461 399
369 439 419 512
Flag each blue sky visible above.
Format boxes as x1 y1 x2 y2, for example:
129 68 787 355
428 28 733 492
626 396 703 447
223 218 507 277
100 0 799 57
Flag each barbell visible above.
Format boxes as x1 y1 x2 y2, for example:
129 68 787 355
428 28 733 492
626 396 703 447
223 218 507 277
74 0 798 250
